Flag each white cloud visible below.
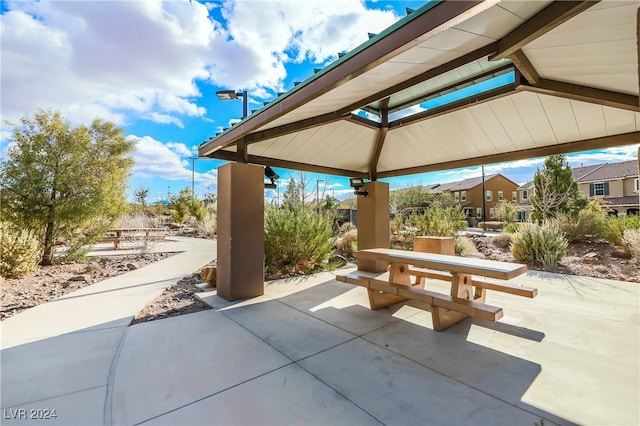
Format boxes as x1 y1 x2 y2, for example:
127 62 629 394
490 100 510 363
129 135 218 191
1 0 216 125
1 0 401 131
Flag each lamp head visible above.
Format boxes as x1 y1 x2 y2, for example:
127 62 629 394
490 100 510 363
265 166 280 181
216 90 239 100
350 177 366 189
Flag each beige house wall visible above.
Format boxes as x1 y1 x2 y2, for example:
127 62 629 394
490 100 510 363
450 175 518 221
622 177 638 196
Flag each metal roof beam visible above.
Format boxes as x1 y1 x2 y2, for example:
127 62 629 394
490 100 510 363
207 151 369 178
370 99 389 181
199 0 488 157
508 50 539 85
517 79 640 112
378 131 640 178
490 1 600 61
388 84 516 129
336 42 500 116
386 63 514 114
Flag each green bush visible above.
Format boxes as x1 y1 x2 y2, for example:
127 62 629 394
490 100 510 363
552 211 604 243
168 188 205 224
339 222 356 235
602 215 640 246
492 232 513 249
264 207 336 277
1 224 41 278
454 237 471 256
504 222 520 233
623 229 640 263
195 204 217 238
511 222 568 272
405 197 467 237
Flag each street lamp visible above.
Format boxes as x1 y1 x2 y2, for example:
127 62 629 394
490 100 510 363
316 179 325 206
216 89 248 119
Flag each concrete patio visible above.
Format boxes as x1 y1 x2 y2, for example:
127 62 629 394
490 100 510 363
1 247 638 425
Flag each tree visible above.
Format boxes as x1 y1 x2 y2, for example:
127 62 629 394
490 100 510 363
531 154 587 221
134 186 150 210
1 110 135 265
496 200 518 224
168 188 205 224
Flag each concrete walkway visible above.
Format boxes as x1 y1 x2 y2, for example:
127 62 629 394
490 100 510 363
1 236 216 424
2 245 639 425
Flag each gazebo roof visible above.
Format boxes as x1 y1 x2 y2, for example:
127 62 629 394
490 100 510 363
199 0 640 179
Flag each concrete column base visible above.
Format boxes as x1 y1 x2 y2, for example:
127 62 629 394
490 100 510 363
217 163 264 301
357 181 390 272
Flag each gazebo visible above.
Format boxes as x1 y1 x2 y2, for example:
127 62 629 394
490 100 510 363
198 0 640 301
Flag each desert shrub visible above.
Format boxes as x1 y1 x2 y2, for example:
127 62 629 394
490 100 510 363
339 222 356 235
194 205 217 238
511 222 567 272
390 215 403 235
1 224 41 278
504 222 520 233
623 229 640 263
552 211 604 243
454 237 471 256
602 214 640 246
492 232 513 249
168 188 205 224
336 229 357 258
405 198 467 237
264 206 335 277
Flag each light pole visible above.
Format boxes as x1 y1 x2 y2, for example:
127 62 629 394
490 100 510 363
316 179 325 207
189 156 197 198
216 89 248 119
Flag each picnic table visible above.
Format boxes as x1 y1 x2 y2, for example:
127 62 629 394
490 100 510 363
98 228 167 249
336 248 536 331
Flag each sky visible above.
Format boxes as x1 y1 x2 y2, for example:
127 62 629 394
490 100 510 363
1 0 638 205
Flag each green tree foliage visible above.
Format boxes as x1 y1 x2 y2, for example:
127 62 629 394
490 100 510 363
168 188 206 224
405 194 467 237
282 178 304 211
496 201 518 224
389 185 433 216
1 110 135 265
134 186 150 211
531 154 587 221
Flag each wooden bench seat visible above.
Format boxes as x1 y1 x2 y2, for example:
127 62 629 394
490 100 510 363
408 267 538 299
336 270 504 329
97 228 167 249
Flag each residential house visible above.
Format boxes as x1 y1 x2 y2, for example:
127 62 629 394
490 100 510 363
575 159 639 216
433 174 520 224
516 159 639 220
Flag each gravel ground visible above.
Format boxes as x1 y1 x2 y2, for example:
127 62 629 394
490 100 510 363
1 253 175 321
3 236 637 325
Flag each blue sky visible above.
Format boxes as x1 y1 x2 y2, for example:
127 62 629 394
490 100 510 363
1 0 638 204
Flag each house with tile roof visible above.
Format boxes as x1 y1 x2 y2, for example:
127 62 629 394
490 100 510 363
517 159 639 220
575 160 639 216
431 174 519 224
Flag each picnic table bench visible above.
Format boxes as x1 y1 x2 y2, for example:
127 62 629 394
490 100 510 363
336 248 536 332
98 228 167 249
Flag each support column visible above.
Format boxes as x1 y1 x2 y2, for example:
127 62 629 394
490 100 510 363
217 162 264 300
357 181 390 272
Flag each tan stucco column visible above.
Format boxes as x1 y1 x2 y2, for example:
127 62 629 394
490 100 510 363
217 162 264 300
357 181 390 272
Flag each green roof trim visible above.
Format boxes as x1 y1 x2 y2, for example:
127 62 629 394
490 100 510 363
200 0 444 147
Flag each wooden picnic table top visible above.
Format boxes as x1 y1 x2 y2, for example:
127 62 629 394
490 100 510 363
354 248 527 281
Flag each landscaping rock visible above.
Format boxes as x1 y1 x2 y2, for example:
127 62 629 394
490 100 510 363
611 250 632 259
69 275 88 282
126 263 139 270
200 266 216 286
